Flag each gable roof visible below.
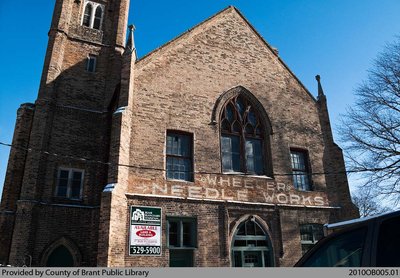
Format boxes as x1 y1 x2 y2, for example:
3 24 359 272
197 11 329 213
135 6 317 102
136 6 232 64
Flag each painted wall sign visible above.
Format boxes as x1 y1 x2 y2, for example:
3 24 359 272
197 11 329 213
131 174 329 207
129 206 162 256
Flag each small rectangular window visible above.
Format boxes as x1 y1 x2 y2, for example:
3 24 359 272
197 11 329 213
167 217 197 248
167 217 197 267
166 131 193 182
290 149 312 191
55 168 84 200
86 55 97 72
300 224 324 254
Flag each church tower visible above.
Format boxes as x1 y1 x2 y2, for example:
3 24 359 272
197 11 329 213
0 0 131 266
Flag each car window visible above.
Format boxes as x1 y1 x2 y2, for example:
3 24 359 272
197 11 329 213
376 216 400 267
302 227 367 267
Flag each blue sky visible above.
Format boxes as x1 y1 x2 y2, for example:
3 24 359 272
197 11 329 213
0 0 400 197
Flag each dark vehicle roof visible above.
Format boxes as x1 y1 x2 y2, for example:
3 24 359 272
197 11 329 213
325 210 400 231
295 209 400 267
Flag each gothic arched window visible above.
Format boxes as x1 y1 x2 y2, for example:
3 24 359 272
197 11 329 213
232 218 274 267
41 238 81 267
93 6 103 30
82 3 92 27
46 245 75 267
220 95 266 175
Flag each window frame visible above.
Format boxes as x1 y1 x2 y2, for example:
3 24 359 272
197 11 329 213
165 130 194 182
220 95 267 176
81 0 104 30
299 223 324 255
85 55 97 73
55 168 85 200
82 2 92 27
231 218 274 267
93 5 103 30
290 148 313 191
166 217 197 249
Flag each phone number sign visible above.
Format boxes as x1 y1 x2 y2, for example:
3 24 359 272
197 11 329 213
129 206 162 256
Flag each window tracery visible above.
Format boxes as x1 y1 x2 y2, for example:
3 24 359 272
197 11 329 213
220 95 265 175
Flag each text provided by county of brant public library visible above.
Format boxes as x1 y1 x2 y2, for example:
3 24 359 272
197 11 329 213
1 269 150 278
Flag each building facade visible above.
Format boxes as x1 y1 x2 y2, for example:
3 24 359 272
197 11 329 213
0 0 358 267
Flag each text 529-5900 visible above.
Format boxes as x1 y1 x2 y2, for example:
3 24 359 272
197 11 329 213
130 246 161 255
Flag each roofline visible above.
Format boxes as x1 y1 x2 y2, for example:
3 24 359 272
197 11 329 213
135 6 318 102
325 209 400 230
136 6 234 64
231 7 317 102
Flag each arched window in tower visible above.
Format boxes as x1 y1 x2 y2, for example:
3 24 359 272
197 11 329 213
93 6 103 30
82 3 92 27
81 1 104 30
220 95 266 175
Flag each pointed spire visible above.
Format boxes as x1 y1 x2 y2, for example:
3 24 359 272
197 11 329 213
125 24 137 60
316 75 325 99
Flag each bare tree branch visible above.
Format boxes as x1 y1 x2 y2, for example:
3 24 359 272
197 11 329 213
340 36 400 205
352 190 390 217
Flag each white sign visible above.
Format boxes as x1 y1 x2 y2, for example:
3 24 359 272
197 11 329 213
129 206 162 256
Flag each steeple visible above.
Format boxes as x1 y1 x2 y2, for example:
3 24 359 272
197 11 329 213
125 24 137 61
314 75 359 220
316 74 334 144
117 24 137 107
316 75 325 100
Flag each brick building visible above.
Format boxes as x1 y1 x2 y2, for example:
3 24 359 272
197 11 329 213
0 0 358 267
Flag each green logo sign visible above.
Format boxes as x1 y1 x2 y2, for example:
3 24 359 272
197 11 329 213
129 206 162 256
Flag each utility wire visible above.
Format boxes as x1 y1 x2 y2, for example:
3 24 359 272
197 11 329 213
0 141 388 177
